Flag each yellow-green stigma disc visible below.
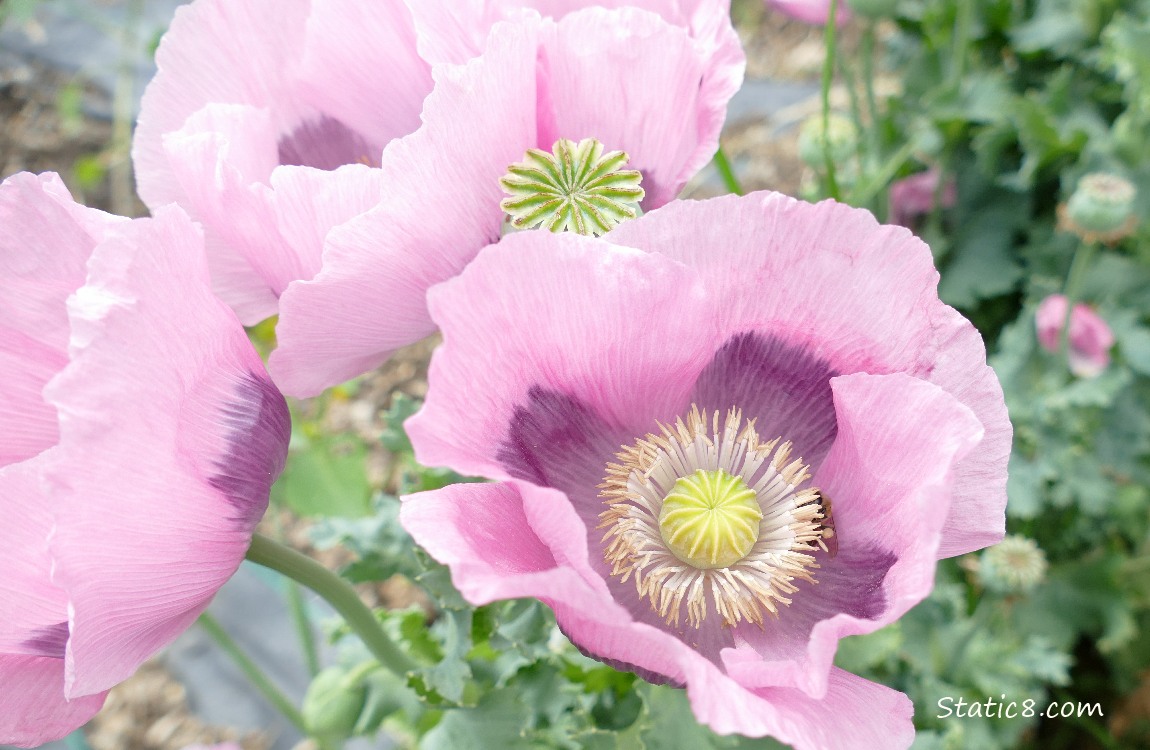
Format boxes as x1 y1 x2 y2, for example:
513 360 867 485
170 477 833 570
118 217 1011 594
658 469 763 570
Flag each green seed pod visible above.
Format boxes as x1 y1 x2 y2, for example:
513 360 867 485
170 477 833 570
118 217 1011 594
977 536 1048 595
1060 172 1138 243
302 666 369 742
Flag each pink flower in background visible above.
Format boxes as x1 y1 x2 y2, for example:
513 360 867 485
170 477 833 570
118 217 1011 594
400 193 1011 748
765 0 852 26
132 0 745 397
1035 294 1114 377
0 173 289 746
888 168 957 229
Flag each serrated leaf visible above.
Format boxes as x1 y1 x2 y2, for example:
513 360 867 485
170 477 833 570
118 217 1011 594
420 689 534 750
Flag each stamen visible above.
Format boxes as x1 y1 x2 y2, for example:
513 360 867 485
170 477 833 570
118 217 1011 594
499 138 644 237
598 406 834 628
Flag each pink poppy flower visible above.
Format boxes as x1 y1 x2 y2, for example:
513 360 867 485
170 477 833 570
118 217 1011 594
400 193 1011 748
1035 294 1114 378
765 0 852 26
0 173 289 746
888 168 957 229
132 0 745 397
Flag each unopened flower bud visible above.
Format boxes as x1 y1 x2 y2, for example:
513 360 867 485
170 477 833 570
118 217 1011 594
302 666 369 742
1059 172 1138 244
1035 294 1114 378
977 535 1047 595
797 113 858 169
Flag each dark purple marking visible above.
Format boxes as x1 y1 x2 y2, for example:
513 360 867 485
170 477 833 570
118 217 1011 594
733 544 896 661
496 387 739 662
209 372 291 528
277 115 379 170
691 332 838 470
792 545 896 622
496 386 621 512
21 621 69 659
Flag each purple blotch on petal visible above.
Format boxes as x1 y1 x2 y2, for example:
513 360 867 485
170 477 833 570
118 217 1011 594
209 372 291 527
790 545 895 623
277 115 379 170
691 332 838 470
496 386 622 514
19 622 69 659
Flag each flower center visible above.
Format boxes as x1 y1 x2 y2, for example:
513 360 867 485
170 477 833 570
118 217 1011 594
659 469 762 569
599 406 834 628
499 138 644 237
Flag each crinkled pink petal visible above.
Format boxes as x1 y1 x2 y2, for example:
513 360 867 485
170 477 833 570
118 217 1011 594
0 459 68 658
765 0 852 26
536 7 731 207
269 19 539 396
410 2 743 207
162 107 391 324
406 231 716 480
265 7 739 395
408 0 740 67
133 0 312 211
296 0 430 146
720 372 983 697
162 103 289 322
134 0 427 325
686 664 913 750
608 194 1010 557
1035 294 1114 378
0 654 107 747
45 206 289 698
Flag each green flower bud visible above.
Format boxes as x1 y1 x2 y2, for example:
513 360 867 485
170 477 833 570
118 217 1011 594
302 666 369 742
797 113 859 169
977 535 1048 595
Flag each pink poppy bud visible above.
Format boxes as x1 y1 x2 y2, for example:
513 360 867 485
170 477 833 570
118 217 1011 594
888 167 957 228
1035 294 1114 377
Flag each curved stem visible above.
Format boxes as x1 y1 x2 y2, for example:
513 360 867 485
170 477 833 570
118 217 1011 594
711 146 744 196
198 611 307 733
820 0 842 200
245 533 418 676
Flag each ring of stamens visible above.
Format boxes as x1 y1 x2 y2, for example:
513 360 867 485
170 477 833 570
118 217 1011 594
598 406 831 629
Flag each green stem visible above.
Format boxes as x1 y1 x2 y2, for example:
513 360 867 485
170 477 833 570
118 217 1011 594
820 0 842 200
950 0 974 86
287 580 321 678
711 146 744 196
1059 242 1099 369
245 533 417 676
848 141 916 207
198 611 307 733
945 596 995 677
861 21 881 156
269 506 322 678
